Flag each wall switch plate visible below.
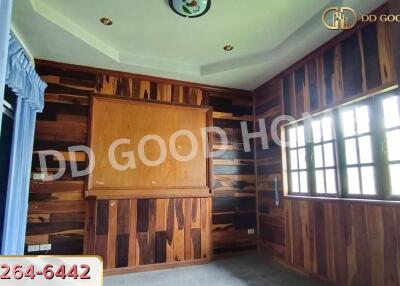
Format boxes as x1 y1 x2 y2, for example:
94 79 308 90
39 244 52 251
32 173 45 181
248 229 255 235
27 245 40 252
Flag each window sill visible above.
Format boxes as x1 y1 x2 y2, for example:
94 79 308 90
284 195 400 206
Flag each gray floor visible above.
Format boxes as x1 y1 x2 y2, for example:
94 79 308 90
105 251 325 286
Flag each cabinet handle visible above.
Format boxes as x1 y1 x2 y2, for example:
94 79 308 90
274 176 280 207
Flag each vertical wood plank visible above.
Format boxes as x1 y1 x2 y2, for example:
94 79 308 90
184 198 192 260
106 200 118 269
128 199 137 267
377 21 397 85
85 200 96 254
140 80 150 99
166 199 175 262
173 198 185 261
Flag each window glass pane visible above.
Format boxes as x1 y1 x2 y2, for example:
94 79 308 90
358 135 373 164
361 166 376 195
298 148 307 170
312 120 322 143
342 110 355 137
347 167 361 194
324 143 335 167
314 145 323 168
290 150 298 170
289 127 297 148
326 169 337 194
322 117 333 141
345 138 358 165
299 171 308 193
387 129 400 162
390 164 400 196
356 106 370 134
315 170 325 194
382 97 400 129
297 126 305 147
291 172 299 193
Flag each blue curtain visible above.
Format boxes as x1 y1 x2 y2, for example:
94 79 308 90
0 0 13 135
1 35 46 255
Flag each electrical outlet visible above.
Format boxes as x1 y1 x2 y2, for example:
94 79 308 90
27 245 40 252
40 244 51 251
32 173 45 181
248 229 255 235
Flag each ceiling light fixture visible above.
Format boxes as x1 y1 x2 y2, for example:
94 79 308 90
169 0 211 18
100 17 113 26
223 45 234 52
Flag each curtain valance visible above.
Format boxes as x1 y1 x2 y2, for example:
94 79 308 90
5 34 46 112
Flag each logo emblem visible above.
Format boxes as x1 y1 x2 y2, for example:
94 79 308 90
322 7 357 30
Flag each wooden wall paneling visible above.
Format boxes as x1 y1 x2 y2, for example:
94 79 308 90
254 5 400 286
366 205 384 286
157 84 172 102
341 34 364 97
389 0 400 83
116 200 131 268
209 91 256 253
200 197 211 259
322 47 335 106
184 198 192 260
333 45 344 103
377 21 397 85
155 199 167 264
361 23 382 90
173 198 185 261
358 30 368 93
254 78 285 259
128 199 138 267
382 205 400 286
332 202 348 285
84 199 96 254
31 60 248 269
191 198 201 259
139 80 150 99
294 67 306 117
282 75 291 115
279 199 400 286
107 200 118 269
166 198 175 263
307 59 320 111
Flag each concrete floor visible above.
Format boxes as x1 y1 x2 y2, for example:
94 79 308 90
105 251 325 286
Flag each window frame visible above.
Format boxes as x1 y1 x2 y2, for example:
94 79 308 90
286 124 312 196
308 112 339 198
283 90 400 202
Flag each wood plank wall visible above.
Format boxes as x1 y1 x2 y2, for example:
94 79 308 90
86 198 211 270
209 92 257 253
26 60 254 260
254 10 399 285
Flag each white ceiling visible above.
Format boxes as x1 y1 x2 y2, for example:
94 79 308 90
12 0 385 90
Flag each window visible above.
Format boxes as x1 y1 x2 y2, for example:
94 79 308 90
311 115 337 195
284 91 400 201
288 125 308 194
382 96 400 197
340 104 376 196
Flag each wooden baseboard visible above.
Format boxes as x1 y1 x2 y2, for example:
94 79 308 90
104 258 210 276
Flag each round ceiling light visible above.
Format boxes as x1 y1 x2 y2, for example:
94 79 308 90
169 0 211 18
223 45 234 52
100 17 113 26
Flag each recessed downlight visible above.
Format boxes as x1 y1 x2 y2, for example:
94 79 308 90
100 17 113 26
223 45 234 52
